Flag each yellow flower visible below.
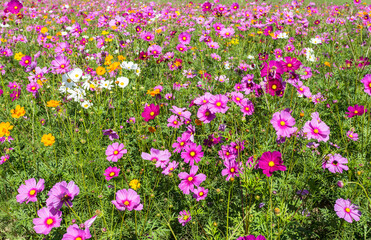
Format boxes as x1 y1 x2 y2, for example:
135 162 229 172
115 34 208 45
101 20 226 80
41 133 55 147
41 27 48 34
14 52 25 61
129 179 141 190
118 55 125 61
324 62 331 67
102 30 109 35
96 66 106 76
108 62 120 72
11 105 26 119
47 100 61 108
0 122 13 137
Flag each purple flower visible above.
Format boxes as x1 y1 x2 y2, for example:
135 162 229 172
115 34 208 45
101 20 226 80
142 104 160 122
106 143 127 162
261 61 284 78
127 117 136 124
303 117 330 142
33 207 62 235
46 181 80 210
172 133 191 153
347 131 358 141
16 178 45 204
20 55 32 67
178 165 206 194
197 105 216 123
322 154 348 174
6 0 23 14
102 129 119 141
239 99 255 116
178 32 191 45
334 198 361 223
221 160 241 181
209 94 229 114
104 166 120 181
111 189 143 211
178 210 191 226
345 105 367 118
192 187 208 201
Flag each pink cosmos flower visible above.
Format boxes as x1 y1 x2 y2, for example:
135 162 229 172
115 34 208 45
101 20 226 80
209 94 229 114
16 178 45 204
303 118 330 142
167 115 182 128
104 166 120 181
26 81 40 95
178 165 206 194
197 105 216 123
172 133 192 153
33 207 62 235
51 55 71 74
220 27 235 38
20 55 32 67
6 0 23 14
142 104 160 122
162 161 179 175
360 74 371 96
258 151 287 177
295 81 311 97
239 99 254 116
111 189 143 211
271 110 297 138
261 61 284 78
106 143 127 162
178 32 191 45
300 67 313 80
46 181 80 210
347 131 358 141
334 198 361 223
192 187 208 201
281 57 302 72
178 210 191 226
181 143 204 166
221 160 241 181
345 105 367 118
148 45 162 58
322 154 349 174
62 216 97 240
142 148 171 168
170 105 192 119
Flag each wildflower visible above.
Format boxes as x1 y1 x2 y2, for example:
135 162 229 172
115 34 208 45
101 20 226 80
303 117 330 142
209 94 229 114
258 151 287 177
239 99 255 116
172 133 192 153
26 81 40 95
178 165 206 194
46 181 80 210
103 166 120 181
41 133 55 147
0 122 13 137
181 143 204 166
334 198 361 223
271 110 297 138
102 129 119 141
237 235 267 240
16 178 45 204
192 187 208 201
129 179 141 190
261 61 284 78
281 57 302 72
178 32 191 45
96 66 106 76
197 105 216 123
62 215 97 240
141 104 160 122
116 77 129 88
127 117 135 124
162 161 179 175
0 155 10 164
111 189 143 211
141 148 171 168
178 210 191 226
322 154 349 174
33 207 62 235
360 74 371 95
11 105 26 118
221 160 241 181
51 55 70 74
167 115 182 128
347 131 358 141
345 105 367 118
106 143 127 162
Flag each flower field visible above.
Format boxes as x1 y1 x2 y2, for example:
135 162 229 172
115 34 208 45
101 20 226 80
0 0 371 239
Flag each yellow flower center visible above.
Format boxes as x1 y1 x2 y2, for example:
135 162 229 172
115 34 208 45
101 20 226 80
272 85 277 90
60 64 65 69
183 215 189 220
287 63 292 67
354 110 358 114
29 190 36 196
169 167 174 171
76 238 82 240
173 121 178 125
46 218 54 225
268 161 275 167
245 107 249 111
299 87 303 91
216 102 221 107
180 142 185 146
280 121 285 126
236 97 240 101
190 151 196 157
369 83 371 88
150 112 155 116
124 201 130 206
230 168 235 173
199 192 204 196
345 207 350 213
114 150 119 155
188 177 193 181
313 129 319 134
109 172 115 177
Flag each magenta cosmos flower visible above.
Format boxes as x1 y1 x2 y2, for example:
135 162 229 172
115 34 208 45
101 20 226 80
16 178 45 204
322 154 348 174
142 104 160 122
261 61 284 78
178 32 191 45
334 198 361 223
104 166 120 181
192 187 208 201
347 131 358 141
240 99 255 116
181 143 204 166
62 215 97 240
33 207 62 235
197 105 216 123
172 133 192 153
281 56 302 72
6 0 23 14
345 104 367 118
142 148 171 168
209 94 229 114
51 55 71 74
178 165 206 194
178 210 191 226
360 74 371 95
302 118 330 142
46 181 80 210
112 189 143 211
221 160 241 181
106 142 127 162
162 161 179 175
258 151 287 177
271 110 297 138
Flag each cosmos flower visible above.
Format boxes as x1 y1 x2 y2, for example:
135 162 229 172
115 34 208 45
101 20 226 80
303 117 330 142
103 166 120 181
106 143 127 162
16 178 45 204
334 198 361 223
51 55 71 74
346 105 367 118
322 154 349 174
142 104 160 122
46 181 80 210
258 151 287 177
33 207 62 235
111 189 143 211
192 187 208 201
178 210 191 226
360 74 371 95
221 160 241 181
178 32 191 45
346 131 358 141
181 143 204 166
178 165 206 194
271 110 297 138
62 216 97 240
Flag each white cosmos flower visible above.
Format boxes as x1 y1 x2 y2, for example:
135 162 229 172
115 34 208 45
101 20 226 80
100 80 114 90
135 68 141 76
310 38 322 45
66 68 83 82
81 101 92 109
247 55 255 60
62 74 76 88
61 31 68 36
307 54 316 62
116 77 129 88
277 32 288 39
67 88 85 102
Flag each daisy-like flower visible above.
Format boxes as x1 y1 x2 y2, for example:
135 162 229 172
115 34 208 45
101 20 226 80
345 105 367 118
192 187 208 201
111 189 143 211
178 210 191 226
61 216 97 240
310 37 322 44
51 55 70 74
239 99 254 116
172 133 192 153
103 166 120 181
81 101 93 109
178 165 206 194
197 105 216 123
162 161 179 175
46 181 80 210
178 32 191 45
258 151 287 177
208 94 229 114
142 104 160 122
347 131 358 141
141 148 171 168
360 74 371 96
334 198 361 223
220 27 235 38
302 117 330 142
181 143 204 166
221 160 241 181
106 143 127 162
66 68 83 82
271 110 297 138
167 115 182 128
322 154 349 174
33 207 62 235
115 77 129 88
16 178 45 204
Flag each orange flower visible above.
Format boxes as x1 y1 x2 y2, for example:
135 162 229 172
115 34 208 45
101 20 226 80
0 122 13 137
96 66 106 76
148 126 156 133
41 133 55 147
324 62 331 67
195 119 202 126
11 105 26 118
46 100 60 108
